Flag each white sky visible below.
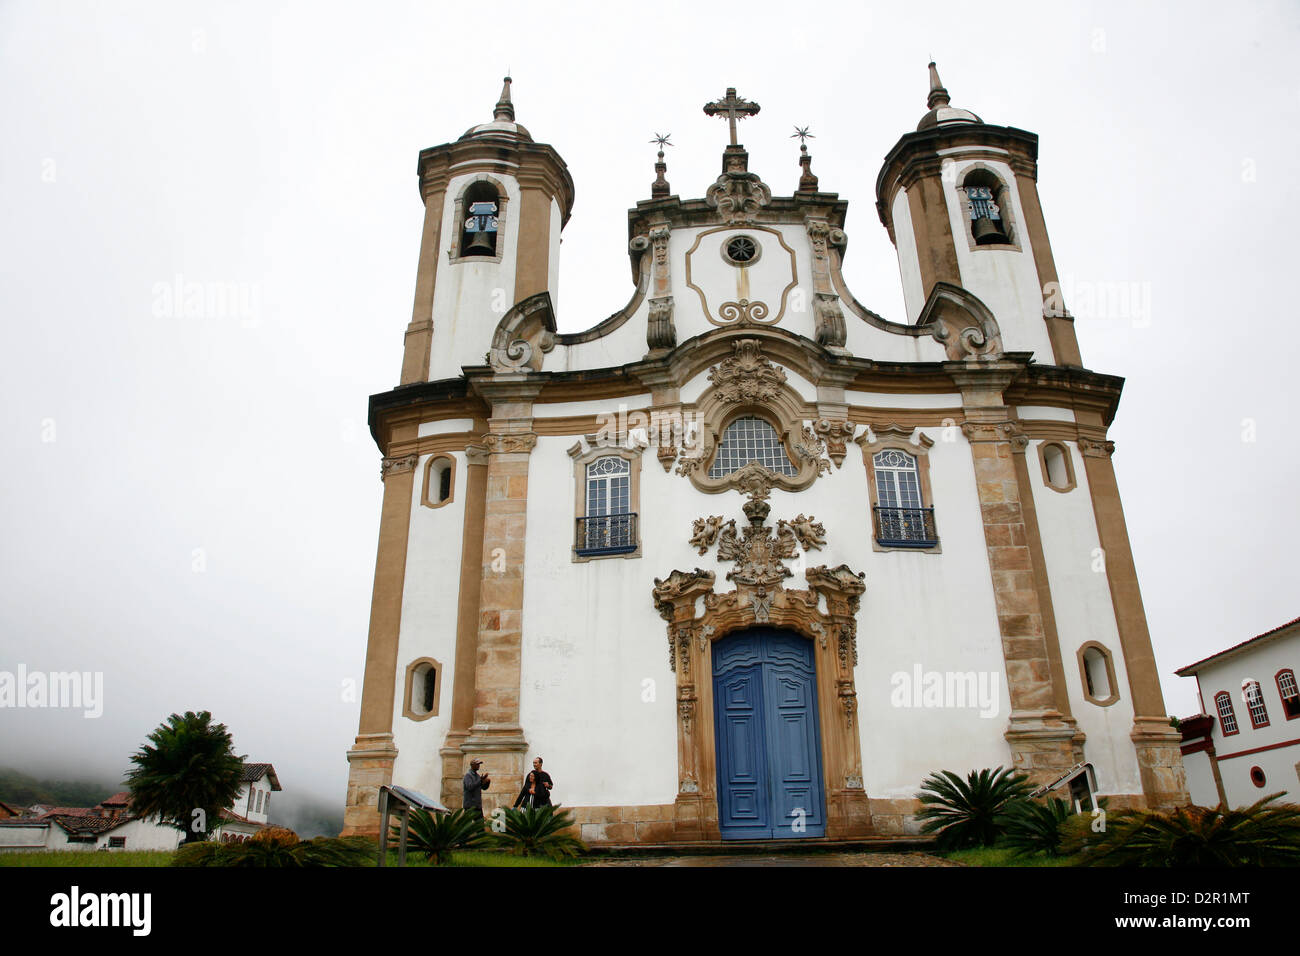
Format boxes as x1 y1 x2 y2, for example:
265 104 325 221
2 1 1298 813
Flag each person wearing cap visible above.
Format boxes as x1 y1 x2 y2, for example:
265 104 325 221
462 758 491 814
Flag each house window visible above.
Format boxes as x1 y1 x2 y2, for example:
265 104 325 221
1244 680 1270 728
1215 692 1239 736
708 417 797 478
871 449 937 547
403 658 443 720
68 834 96 844
422 454 456 509
1278 669 1300 720
255 791 263 813
109 836 125 848
1078 643 1119 706
458 182 500 258
263 793 270 815
578 456 636 556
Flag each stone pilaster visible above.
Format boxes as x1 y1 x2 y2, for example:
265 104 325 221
342 451 418 835
953 366 1080 785
1077 434 1189 809
461 378 541 809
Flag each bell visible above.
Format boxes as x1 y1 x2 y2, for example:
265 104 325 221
972 216 1008 245
465 229 495 256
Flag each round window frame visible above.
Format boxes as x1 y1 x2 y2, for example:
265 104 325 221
721 234 762 267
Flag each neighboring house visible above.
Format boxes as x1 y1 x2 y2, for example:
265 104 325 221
1177 616 1300 807
211 763 282 843
0 792 181 852
0 761 284 851
0 801 20 819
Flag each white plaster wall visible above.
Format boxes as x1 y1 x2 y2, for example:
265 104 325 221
1181 750 1220 807
1025 438 1143 795
548 198 562 315
100 816 182 851
1017 406 1076 424
850 427 1019 799
890 187 926 322
0 824 50 849
844 390 964 411
390 450 467 802
417 418 476 438
427 172 522 382
532 395 653 420
1195 635 1300 805
943 157 1055 362
553 299 649 372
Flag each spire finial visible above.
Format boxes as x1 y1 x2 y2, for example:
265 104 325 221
494 75 515 122
926 61 950 110
792 127 818 193
650 133 673 198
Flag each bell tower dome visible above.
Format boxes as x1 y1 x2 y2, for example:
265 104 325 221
399 77 575 384
875 63 1082 366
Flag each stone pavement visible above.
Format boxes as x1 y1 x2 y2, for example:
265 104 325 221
584 852 961 867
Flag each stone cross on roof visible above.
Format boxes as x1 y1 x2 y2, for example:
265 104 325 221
703 87 760 146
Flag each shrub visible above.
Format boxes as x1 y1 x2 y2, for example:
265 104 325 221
1077 793 1300 867
1003 796 1075 857
394 808 490 865
172 833 375 867
915 767 1034 851
492 805 586 860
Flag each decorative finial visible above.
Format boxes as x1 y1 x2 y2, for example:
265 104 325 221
650 133 673 198
792 127 818 193
926 61 950 110
494 75 515 122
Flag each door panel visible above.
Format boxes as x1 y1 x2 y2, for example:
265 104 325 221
713 628 826 839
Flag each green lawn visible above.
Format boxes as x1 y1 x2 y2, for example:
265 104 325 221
941 846 1079 867
0 850 175 867
385 848 575 867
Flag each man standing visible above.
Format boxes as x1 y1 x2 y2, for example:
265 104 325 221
462 758 490 814
513 756 553 809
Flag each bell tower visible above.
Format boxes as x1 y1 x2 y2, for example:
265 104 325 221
399 77 575 385
875 63 1082 367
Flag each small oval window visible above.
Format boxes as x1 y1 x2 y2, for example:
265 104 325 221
723 235 760 266
1250 766 1267 788
1044 444 1069 488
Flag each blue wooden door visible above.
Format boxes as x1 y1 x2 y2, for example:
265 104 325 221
713 628 826 839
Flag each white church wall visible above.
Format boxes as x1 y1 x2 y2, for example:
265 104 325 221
1016 406 1075 423
426 172 523 383
518 435 679 809
534 395 653 420
417 418 476 438
553 306 650 372
941 156 1055 362
548 197 562 315
390 450 467 801
1025 438 1143 796
844 390 964 411
890 187 926 323
850 429 1018 799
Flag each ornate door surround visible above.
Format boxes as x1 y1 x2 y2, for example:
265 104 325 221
652 495 873 840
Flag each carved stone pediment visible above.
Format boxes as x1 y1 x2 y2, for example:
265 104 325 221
917 282 1004 362
708 338 786 404
489 291 557 372
706 171 772 224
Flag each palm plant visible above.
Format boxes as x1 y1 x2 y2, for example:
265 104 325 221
394 807 490 865
1080 793 1300 867
125 711 245 844
173 832 375 867
915 766 1034 851
493 804 586 860
1003 796 1075 857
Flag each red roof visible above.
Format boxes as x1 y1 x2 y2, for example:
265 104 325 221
1176 615 1300 675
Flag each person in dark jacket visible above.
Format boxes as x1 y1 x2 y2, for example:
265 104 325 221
463 758 490 814
513 757 553 809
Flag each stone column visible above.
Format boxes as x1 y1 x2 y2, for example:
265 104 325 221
952 366 1080 785
1077 435 1189 809
399 183 446 385
438 441 490 808
460 379 541 809
342 451 417 836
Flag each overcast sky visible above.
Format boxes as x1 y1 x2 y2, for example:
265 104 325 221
2 1 1297 814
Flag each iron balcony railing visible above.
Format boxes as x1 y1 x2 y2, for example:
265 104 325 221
575 513 638 556
873 506 938 548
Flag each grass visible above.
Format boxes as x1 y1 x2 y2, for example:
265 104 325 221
941 846 1079 867
0 850 175 867
384 848 576 867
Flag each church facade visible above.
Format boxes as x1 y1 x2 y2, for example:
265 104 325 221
342 68 1189 844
